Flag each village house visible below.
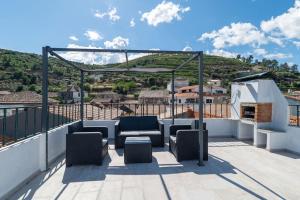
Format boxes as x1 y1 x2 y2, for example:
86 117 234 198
90 91 121 106
169 85 228 104
138 90 169 104
59 85 85 104
167 78 189 93
177 85 227 95
0 91 58 116
0 91 11 96
207 79 222 87
0 91 58 106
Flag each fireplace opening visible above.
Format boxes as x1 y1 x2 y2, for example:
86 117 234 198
241 105 255 120
240 103 272 122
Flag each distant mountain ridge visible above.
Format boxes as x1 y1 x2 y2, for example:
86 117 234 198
0 48 299 93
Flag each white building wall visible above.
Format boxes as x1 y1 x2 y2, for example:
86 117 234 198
231 80 288 131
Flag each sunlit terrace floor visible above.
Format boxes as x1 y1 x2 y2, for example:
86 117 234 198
11 138 300 200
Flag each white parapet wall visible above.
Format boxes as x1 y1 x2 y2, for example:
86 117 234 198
0 122 72 199
1 118 299 199
286 126 300 154
84 119 238 138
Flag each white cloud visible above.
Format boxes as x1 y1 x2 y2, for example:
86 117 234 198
293 41 300 48
60 44 103 64
104 36 129 49
268 36 284 47
253 48 268 56
130 18 136 27
207 49 237 58
141 1 190 26
261 0 300 39
60 37 130 64
69 36 79 41
59 43 162 65
94 7 120 22
265 53 293 60
198 22 269 49
59 43 127 65
84 30 102 41
182 45 192 51
253 48 292 59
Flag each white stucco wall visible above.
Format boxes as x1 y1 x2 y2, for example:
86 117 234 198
231 80 288 131
286 126 300 153
0 118 299 199
84 118 238 139
0 122 71 199
0 135 41 199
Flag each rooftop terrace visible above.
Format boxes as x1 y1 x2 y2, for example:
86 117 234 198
10 138 300 200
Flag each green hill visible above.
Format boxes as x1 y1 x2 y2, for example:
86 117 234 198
0 48 299 93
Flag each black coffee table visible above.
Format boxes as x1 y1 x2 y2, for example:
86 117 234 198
124 136 152 164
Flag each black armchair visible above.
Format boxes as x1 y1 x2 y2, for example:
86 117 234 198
66 121 109 166
169 122 208 162
66 132 108 167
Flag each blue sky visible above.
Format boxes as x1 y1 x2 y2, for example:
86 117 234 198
0 0 299 67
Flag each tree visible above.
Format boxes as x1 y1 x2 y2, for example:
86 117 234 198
147 77 156 86
16 85 23 92
28 85 36 91
246 55 253 64
291 64 299 73
83 83 92 92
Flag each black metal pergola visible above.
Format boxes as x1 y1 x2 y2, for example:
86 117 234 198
41 46 205 170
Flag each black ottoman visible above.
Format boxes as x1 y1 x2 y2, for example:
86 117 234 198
124 137 152 164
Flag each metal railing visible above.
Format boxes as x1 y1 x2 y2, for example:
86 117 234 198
83 103 231 120
0 104 80 148
0 103 230 148
289 105 300 127
1 103 299 148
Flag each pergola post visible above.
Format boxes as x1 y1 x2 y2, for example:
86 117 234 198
171 71 175 125
198 52 204 166
41 46 49 171
80 70 84 123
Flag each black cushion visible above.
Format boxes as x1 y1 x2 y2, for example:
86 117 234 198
119 116 158 131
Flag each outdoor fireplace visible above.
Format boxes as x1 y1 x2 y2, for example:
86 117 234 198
240 103 272 122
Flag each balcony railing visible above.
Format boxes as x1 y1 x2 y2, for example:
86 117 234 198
83 103 231 120
1 103 299 148
0 103 231 148
0 104 80 148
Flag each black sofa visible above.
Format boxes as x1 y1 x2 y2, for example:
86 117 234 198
169 122 208 162
115 116 164 149
66 121 108 167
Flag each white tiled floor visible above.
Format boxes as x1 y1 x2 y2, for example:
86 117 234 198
10 138 300 200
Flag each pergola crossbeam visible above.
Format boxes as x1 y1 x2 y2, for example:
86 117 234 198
49 47 200 55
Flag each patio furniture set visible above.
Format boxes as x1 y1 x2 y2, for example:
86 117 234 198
66 116 208 167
